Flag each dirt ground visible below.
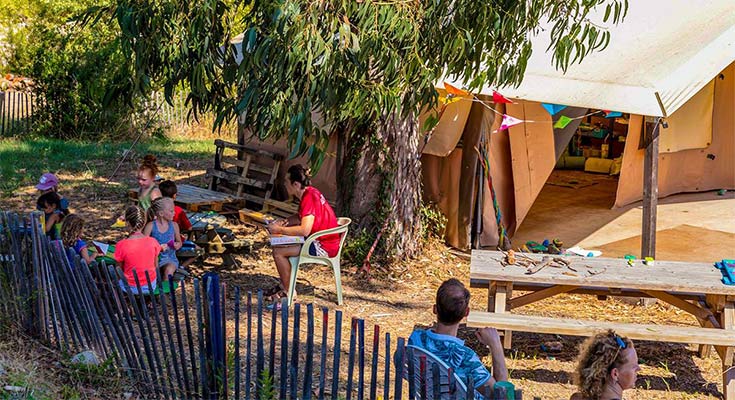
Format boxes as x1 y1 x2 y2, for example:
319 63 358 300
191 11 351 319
2 156 733 399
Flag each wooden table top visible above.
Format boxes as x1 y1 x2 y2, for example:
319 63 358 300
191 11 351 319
471 250 735 296
129 184 244 207
175 184 243 206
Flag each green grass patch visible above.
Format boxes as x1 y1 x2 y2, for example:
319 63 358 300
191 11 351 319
0 137 215 196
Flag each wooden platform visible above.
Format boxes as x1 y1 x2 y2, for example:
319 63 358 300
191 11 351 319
129 184 245 212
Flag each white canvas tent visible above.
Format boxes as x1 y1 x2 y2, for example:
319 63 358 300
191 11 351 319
427 0 735 249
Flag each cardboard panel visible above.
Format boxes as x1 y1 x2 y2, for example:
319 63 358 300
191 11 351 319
508 102 557 230
420 97 473 157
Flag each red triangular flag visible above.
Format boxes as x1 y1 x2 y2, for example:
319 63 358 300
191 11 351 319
492 90 513 104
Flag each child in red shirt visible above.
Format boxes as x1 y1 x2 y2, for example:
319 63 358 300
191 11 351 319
159 180 192 232
114 205 161 294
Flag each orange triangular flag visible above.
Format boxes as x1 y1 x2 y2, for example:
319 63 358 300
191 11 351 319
492 90 513 104
444 82 468 96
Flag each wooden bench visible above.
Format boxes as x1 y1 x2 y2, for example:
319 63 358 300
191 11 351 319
470 250 735 399
468 311 735 347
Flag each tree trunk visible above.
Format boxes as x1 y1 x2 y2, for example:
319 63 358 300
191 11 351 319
337 112 423 260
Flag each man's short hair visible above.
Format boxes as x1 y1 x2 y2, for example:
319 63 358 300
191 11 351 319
435 278 471 325
159 180 177 198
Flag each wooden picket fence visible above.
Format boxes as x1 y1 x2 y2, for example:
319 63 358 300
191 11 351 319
0 90 38 136
0 90 194 137
0 211 530 399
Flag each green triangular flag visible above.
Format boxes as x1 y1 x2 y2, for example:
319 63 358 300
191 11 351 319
554 115 573 129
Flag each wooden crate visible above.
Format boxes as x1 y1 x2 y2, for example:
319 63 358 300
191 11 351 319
207 139 283 205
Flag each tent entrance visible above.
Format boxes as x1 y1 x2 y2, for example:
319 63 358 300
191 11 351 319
511 111 628 248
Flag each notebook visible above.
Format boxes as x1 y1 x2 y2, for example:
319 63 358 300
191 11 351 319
269 235 305 246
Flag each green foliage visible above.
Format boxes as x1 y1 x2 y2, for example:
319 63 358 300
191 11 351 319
62 355 118 388
108 0 627 170
256 369 276 400
420 202 447 240
3 0 140 139
342 228 375 266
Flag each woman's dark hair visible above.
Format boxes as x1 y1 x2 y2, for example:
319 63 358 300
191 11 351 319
286 164 311 188
37 191 62 211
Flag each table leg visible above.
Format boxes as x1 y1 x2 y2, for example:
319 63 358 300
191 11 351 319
721 301 734 400
487 281 512 349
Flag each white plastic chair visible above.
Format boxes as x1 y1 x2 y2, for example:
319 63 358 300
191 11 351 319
287 217 351 306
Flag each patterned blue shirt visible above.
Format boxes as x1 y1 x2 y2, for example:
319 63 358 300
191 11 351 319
408 329 491 388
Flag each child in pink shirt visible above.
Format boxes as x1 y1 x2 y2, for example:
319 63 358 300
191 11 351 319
114 205 161 294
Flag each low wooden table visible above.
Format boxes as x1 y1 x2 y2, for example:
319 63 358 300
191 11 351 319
128 184 245 212
468 250 735 399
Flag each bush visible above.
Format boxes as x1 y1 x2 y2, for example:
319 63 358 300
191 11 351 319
3 0 143 140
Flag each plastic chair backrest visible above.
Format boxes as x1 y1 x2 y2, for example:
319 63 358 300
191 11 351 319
405 345 483 399
298 217 351 259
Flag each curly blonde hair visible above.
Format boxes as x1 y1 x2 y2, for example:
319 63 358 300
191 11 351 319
573 330 633 399
60 214 84 247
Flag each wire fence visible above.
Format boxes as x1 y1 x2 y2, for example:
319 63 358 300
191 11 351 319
0 211 530 399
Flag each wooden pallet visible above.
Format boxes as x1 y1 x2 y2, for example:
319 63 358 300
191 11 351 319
128 184 245 212
207 139 282 204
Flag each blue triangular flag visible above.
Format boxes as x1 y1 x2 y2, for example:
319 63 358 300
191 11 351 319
542 103 567 116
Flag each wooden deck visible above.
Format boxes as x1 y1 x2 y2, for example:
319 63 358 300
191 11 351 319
129 183 245 212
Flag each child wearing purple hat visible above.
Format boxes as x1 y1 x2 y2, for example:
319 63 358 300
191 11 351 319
36 172 69 212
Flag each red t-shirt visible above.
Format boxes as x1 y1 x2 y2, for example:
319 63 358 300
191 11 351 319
299 186 339 257
174 205 192 231
114 236 161 288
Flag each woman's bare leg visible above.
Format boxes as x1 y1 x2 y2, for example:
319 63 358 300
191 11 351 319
272 244 302 300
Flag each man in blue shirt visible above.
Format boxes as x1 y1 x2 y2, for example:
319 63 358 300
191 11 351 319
409 278 508 391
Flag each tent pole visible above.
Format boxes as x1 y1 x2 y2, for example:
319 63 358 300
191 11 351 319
641 118 662 258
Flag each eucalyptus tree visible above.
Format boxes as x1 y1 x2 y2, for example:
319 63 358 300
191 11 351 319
109 0 626 259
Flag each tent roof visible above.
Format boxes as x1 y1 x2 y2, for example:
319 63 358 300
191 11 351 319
450 0 735 117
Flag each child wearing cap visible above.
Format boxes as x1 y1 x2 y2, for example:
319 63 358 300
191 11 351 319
36 172 69 213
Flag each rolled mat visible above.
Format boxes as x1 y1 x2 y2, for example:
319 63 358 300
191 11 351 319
584 157 614 174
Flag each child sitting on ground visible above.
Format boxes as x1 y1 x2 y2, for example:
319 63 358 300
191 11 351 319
114 205 161 293
36 172 69 213
60 214 98 265
144 197 188 282
136 155 162 212
159 180 199 268
37 191 65 240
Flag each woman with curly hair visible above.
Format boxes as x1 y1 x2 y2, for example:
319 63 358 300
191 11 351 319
570 330 640 400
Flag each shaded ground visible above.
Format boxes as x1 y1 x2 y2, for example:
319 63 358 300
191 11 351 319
2 141 732 399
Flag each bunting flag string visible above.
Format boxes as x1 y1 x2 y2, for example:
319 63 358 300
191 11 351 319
441 82 623 133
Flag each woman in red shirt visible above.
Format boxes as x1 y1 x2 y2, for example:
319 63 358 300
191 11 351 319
266 165 339 305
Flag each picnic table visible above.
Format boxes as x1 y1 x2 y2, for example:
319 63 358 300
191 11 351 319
128 183 244 212
468 250 735 399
